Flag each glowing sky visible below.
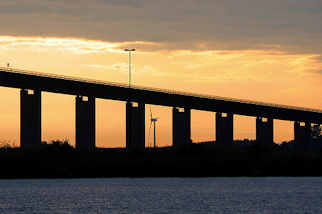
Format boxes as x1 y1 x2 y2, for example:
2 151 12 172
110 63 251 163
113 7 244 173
0 0 321 147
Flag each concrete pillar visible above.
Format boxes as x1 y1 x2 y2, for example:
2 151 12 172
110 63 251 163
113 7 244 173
20 89 42 150
126 102 145 152
256 117 274 145
216 112 233 145
76 96 95 151
294 121 311 149
172 107 191 148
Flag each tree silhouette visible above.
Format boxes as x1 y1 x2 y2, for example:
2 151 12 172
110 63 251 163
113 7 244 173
312 125 321 139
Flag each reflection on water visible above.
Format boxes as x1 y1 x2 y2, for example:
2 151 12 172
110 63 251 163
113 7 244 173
0 177 322 214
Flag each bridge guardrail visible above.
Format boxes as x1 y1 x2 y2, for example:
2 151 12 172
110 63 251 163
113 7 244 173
1 67 321 114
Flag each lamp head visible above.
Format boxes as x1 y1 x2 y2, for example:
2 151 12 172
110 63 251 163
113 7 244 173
124 48 136 52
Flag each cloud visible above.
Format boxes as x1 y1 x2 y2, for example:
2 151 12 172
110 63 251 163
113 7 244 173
308 68 322 75
0 36 119 54
1 36 320 82
0 36 159 54
100 0 144 8
87 63 129 72
0 0 322 54
311 55 322 63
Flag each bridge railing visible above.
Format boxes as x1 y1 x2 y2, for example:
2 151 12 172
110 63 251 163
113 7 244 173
1 67 322 114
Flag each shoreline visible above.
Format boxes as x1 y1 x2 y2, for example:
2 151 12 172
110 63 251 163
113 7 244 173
1 142 322 179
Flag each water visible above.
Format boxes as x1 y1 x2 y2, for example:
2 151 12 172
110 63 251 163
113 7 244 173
0 177 321 214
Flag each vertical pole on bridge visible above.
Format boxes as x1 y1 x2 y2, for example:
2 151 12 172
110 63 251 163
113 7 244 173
294 121 312 150
215 112 233 145
172 107 191 149
20 89 42 151
256 117 274 146
75 96 95 152
126 102 145 152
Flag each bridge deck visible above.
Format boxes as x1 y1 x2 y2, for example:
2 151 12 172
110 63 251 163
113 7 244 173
0 67 321 124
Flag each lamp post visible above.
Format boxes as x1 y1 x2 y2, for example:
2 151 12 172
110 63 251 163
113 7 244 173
124 48 135 151
124 48 136 88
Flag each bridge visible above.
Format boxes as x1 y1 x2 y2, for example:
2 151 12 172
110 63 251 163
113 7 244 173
0 67 321 151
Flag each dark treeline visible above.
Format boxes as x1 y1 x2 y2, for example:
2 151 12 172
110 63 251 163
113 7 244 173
0 136 322 179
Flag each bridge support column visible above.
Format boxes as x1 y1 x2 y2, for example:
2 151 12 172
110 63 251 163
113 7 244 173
20 89 42 150
294 121 311 149
76 96 95 151
216 112 233 145
172 107 191 148
126 102 145 152
256 117 274 145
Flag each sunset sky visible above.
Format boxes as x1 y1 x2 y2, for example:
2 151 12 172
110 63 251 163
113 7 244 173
0 0 322 147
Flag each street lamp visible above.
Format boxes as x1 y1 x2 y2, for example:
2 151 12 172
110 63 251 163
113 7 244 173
124 48 136 88
124 49 136 149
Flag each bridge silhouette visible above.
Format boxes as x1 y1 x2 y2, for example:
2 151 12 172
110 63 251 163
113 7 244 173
0 67 321 151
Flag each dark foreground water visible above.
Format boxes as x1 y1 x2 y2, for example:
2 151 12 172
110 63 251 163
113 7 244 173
0 177 322 214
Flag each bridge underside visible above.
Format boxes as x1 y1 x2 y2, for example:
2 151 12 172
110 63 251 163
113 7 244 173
0 69 321 124
14 90 322 151
0 68 321 151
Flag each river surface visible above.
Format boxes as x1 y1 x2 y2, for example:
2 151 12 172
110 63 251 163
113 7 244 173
0 177 322 214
